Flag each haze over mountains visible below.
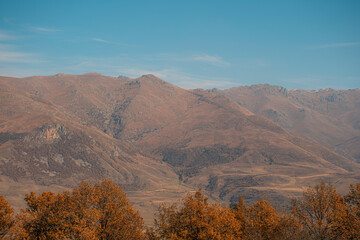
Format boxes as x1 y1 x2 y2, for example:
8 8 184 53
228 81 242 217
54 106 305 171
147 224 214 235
1 73 359 222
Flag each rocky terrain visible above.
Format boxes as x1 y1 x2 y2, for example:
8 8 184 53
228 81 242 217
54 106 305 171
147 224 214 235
1 73 359 223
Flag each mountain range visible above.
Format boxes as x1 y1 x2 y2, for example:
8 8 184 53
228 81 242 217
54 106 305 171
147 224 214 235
1 73 359 223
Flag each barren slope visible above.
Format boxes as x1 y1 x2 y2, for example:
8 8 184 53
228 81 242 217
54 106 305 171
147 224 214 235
0 74 359 219
0 74 192 223
219 85 360 163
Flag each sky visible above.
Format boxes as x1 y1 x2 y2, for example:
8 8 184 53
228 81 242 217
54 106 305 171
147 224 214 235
0 0 359 90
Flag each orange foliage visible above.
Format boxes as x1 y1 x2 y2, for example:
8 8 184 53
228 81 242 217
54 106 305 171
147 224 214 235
148 190 243 240
291 181 352 240
232 197 303 240
1 180 359 240
247 200 288 239
342 183 360 239
0 195 14 239
15 180 145 240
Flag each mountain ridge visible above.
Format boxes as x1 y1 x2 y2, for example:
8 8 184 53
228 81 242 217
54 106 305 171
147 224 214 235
218 84 360 163
1 73 359 223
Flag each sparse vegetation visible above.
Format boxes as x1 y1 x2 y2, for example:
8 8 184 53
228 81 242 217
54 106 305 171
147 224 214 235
0 180 359 239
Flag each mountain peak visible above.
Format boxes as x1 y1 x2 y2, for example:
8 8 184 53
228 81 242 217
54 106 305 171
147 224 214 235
138 74 165 83
140 74 158 78
135 74 173 87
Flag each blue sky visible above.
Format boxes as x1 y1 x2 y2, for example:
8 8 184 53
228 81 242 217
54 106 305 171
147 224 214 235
0 0 359 89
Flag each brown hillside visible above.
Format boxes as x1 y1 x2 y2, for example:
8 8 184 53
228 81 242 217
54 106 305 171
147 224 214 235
1 74 359 221
219 85 360 163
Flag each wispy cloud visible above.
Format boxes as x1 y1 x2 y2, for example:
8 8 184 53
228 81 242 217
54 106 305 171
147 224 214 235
312 42 360 49
0 30 40 63
152 53 231 67
91 37 138 47
0 50 38 63
29 26 61 32
190 54 230 66
0 30 17 41
0 44 40 63
92 38 111 43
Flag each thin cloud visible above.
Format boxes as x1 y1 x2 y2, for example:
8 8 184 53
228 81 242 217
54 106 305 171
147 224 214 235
313 42 360 49
0 30 16 41
29 26 61 32
0 50 40 63
191 54 230 66
0 44 40 63
92 38 111 43
145 53 231 67
91 37 138 47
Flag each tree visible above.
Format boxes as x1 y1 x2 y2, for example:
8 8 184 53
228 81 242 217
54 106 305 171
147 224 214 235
247 200 288 239
149 190 243 240
344 183 360 215
232 198 303 240
16 180 145 240
0 195 14 239
72 180 145 240
290 181 348 240
232 197 247 236
16 191 73 239
341 183 360 239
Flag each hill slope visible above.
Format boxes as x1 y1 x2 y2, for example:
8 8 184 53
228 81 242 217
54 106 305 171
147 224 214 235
1 74 359 219
218 85 360 163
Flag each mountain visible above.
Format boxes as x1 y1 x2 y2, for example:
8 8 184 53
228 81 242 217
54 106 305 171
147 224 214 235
0 74 191 223
218 85 360 163
1 74 359 222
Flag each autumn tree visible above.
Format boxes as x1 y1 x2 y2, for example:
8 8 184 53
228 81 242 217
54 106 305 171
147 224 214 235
232 196 247 236
71 180 145 240
340 183 360 239
148 190 243 240
232 197 303 240
344 183 360 217
15 179 145 240
291 181 349 240
0 195 14 239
